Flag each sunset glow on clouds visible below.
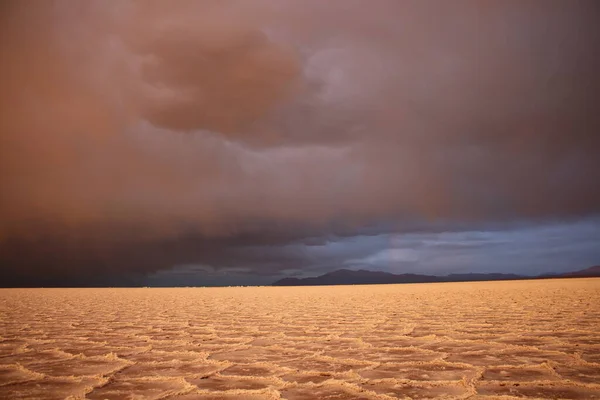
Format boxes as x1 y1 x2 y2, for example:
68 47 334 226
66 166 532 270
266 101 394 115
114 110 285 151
1 1 599 285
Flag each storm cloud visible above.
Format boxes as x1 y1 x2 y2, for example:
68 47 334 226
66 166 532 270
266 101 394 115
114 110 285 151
1 0 599 285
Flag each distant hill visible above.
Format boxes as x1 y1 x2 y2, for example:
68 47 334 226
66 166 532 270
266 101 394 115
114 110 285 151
552 265 600 278
272 266 600 286
443 273 524 282
273 269 441 286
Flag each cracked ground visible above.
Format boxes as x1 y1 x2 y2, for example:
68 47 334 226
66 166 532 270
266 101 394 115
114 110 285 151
1 278 599 399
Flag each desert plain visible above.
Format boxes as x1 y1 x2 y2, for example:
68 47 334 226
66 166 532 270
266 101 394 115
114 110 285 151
0 278 599 399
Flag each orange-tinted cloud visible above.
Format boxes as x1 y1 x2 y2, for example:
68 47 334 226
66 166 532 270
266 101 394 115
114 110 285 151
1 0 599 283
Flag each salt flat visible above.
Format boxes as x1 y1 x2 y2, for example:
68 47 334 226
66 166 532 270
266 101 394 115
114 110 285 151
0 279 599 399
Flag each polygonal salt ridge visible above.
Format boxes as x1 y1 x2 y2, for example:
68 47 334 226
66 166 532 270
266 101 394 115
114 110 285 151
28 362 130 380
219 361 289 377
86 376 196 400
166 390 279 400
250 335 364 349
495 347 581 362
280 379 382 400
0 343 30 357
548 361 600 385
147 340 204 352
192 335 251 344
22 352 131 376
0 363 46 386
480 363 563 383
475 381 600 399
322 345 444 365
0 375 108 400
274 354 377 377
494 334 560 346
194 344 253 356
280 370 345 385
488 339 588 355
359 334 432 347
208 345 310 363
357 379 474 400
248 337 287 347
358 359 481 381
445 347 580 367
186 373 287 393
113 360 229 380
83 333 152 344
23 342 75 353
280 330 334 339
579 347 600 364
124 349 211 363
61 343 151 357
0 337 32 345
0 349 76 367
418 337 521 354
145 331 190 340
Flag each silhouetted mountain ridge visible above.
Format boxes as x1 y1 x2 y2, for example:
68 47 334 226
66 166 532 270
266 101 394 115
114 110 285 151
272 266 600 286
550 265 600 277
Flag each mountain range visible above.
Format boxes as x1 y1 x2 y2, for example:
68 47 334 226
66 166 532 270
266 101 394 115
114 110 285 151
272 265 600 286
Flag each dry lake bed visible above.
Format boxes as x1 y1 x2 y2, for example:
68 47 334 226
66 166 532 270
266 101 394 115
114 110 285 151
1 278 599 399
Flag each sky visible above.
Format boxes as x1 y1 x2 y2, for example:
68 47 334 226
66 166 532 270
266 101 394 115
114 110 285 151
1 0 599 287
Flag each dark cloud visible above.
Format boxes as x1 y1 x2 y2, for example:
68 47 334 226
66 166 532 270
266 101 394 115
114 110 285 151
1 1 599 285
128 2 301 136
